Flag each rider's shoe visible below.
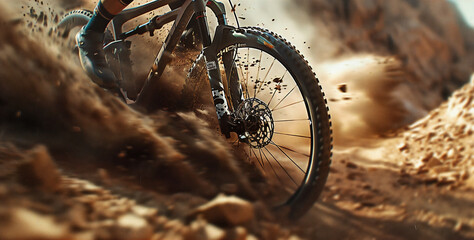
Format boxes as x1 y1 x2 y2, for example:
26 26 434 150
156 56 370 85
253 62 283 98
76 27 119 89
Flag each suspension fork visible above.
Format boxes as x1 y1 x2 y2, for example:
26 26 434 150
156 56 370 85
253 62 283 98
194 0 232 137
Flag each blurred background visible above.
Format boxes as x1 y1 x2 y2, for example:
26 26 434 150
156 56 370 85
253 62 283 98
0 0 473 239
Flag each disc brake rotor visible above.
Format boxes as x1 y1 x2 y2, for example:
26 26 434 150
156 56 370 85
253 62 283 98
235 98 274 148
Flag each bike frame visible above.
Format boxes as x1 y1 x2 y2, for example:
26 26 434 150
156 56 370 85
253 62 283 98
57 0 333 215
107 0 232 127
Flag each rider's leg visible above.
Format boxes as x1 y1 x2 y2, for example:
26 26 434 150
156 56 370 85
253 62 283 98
78 0 193 89
85 0 133 32
76 0 134 89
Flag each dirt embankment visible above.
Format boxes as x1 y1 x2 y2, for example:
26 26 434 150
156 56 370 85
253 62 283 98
300 0 474 103
399 76 473 188
304 75 474 240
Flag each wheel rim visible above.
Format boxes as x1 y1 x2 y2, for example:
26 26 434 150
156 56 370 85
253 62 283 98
220 46 315 206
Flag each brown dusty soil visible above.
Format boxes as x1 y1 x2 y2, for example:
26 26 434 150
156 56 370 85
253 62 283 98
0 1 472 240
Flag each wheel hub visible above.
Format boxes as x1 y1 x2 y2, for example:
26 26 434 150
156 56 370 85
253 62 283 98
235 98 274 148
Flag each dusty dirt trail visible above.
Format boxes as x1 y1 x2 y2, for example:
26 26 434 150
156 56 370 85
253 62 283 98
297 78 474 239
0 0 473 240
299 139 473 240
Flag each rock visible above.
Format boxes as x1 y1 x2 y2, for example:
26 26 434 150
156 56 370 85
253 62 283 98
66 204 88 230
81 182 102 194
346 162 358 169
430 166 451 174
352 202 363 210
226 227 248 240
460 171 469 180
0 208 68 239
425 157 442 168
437 172 459 183
116 214 153 240
426 131 437 140
16 145 61 192
246 235 259 240
421 152 434 163
446 148 455 159
204 224 226 240
72 231 94 240
398 142 409 151
438 152 448 161
131 205 158 218
189 195 255 226
117 214 148 229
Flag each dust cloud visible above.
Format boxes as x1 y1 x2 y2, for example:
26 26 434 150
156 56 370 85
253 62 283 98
234 0 474 145
1 0 474 239
317 55 428 145
224 1 420 145
0 0 256 199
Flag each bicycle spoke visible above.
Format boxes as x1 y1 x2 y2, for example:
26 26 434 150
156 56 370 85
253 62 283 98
270 141 305 173
255 58 276 97
274 144 310 157
250 147 264 168
266 90 277 110
272 100 304 112
274 132 311 139
246 48 251 97
274 119 309 123
237 62 250 99
264 147 298 187
228 50 249 106
242 145 252 162
271 86 296 110
231 137 240 145
254 50 263 97
261 148 284 185
259 148 265 167
267 70 288 106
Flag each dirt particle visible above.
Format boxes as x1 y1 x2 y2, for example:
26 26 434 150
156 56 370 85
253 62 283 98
338 84 347 93
346 162 358 169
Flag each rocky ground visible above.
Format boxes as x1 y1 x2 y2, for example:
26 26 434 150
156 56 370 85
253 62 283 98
399 79 473 188
0 144 296 240
300 76 473 240
0 0 472 239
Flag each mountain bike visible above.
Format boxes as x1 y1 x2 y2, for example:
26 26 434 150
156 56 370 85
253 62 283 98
57 0 332 219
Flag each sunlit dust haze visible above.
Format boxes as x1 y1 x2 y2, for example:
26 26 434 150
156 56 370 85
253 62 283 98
1 0 474 239
230 0 474 145
6 0 472 148
4 0 473 145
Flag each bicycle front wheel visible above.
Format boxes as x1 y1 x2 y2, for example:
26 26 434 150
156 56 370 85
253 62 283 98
186 27 332 219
